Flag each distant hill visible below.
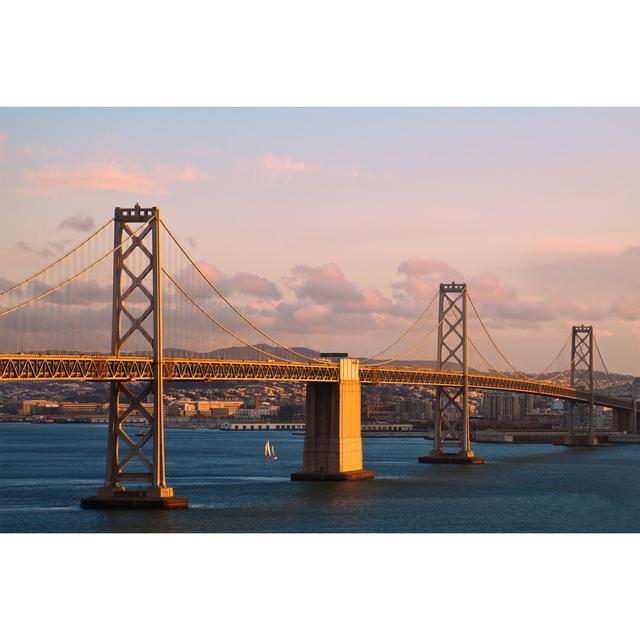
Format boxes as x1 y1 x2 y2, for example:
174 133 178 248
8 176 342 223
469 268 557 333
163 343 322 362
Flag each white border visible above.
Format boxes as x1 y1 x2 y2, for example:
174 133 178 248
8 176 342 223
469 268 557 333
2 1 639 637
2 533 638 639
1 1 639 106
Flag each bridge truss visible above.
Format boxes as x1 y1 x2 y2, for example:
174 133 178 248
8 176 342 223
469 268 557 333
0 355 631 410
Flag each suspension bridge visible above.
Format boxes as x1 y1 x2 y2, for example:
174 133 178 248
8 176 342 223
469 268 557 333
0 205 635 508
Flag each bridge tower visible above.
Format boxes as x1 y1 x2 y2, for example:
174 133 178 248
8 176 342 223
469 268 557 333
420 283 484 464
82 205 187 509
566 324 595 445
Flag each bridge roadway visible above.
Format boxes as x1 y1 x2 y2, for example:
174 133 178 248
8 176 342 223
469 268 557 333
0 354 632 411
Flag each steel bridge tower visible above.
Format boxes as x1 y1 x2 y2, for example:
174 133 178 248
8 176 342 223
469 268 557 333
82 205 187 509
419 283 484 464
567 324 595 444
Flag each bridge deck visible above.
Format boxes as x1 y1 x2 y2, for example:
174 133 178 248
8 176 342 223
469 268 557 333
0 355 632 410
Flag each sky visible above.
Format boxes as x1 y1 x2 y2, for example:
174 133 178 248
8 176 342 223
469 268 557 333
0 108 639 373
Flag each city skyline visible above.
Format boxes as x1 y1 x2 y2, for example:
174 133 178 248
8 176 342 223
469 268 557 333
1 108 639 372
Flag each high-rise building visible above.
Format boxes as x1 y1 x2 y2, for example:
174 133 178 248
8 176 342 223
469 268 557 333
397 399 433 421
481 393 532 421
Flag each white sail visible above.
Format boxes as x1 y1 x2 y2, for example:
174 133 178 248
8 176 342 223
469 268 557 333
264 440 277 459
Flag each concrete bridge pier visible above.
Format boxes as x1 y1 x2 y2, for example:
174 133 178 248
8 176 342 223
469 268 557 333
291 358 374 481
613 406 636 434
563 400 599 446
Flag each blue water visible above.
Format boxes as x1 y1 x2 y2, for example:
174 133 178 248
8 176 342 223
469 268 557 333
1 423 640 532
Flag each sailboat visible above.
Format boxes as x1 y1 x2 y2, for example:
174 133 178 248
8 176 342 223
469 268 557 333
264 439 278 460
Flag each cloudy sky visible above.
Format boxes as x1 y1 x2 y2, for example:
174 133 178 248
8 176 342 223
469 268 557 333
0 108 639 372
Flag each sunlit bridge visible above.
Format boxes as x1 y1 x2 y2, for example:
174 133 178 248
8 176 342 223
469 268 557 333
0 204 633 508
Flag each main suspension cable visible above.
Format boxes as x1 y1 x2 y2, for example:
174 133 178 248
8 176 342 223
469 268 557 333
370 291 462 368
468 335 510 376
593 334 616 385
162 269 309 364
1 218 113 296
360 288 439 363
161 220 325 363
467 292 546 383
0 217 151 318
539 331 572 374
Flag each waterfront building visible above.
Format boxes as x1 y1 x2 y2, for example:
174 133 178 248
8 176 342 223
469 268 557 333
362 423 413 432
219 422 304 431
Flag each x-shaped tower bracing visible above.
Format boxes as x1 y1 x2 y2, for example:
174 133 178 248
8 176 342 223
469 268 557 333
431 282 473 457
97 205 172 499
569 324 594 437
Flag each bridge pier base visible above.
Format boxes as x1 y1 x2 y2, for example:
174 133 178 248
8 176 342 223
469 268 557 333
562 435 599 447
419 450 485 465
81 488 188 510
291 359 374 482
290 469 375 481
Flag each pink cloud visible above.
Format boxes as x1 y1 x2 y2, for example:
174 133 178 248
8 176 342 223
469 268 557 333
470 273 516 304
194 260 227 284
25 163 159 194
393 258 461 305
254 153 366 182
392 256 604 329
289 264 356 302
226 272 281 300
287 263 392 313
167 253 615 361
291 303 332 324
530 235 623 256
249 300 410 348
610 297 640 322
24 162 209 194
0 131 6 157
257 153 306 175
190 260 282 301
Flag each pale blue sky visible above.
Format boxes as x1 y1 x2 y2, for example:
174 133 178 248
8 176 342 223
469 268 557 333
1 108 639 371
